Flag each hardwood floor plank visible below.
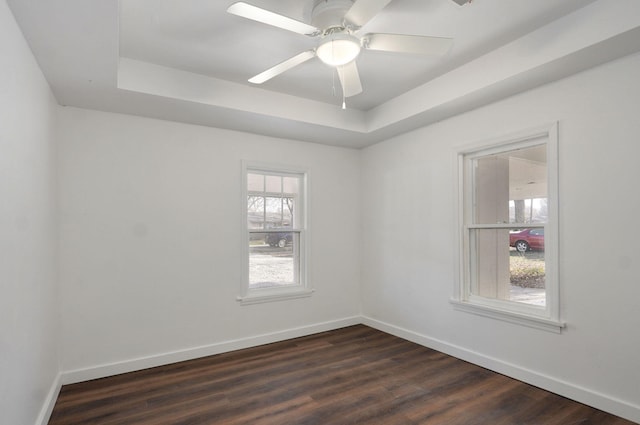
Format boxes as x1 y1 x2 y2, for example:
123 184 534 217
48 325 636 425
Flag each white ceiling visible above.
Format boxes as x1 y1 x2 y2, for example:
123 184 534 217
7 0 640 148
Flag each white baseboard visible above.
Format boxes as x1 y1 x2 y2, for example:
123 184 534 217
61 316 360 385
35 372 61 425
361 316 640 425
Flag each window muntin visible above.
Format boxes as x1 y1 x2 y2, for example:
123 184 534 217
241 164 310 304
454 124 561 331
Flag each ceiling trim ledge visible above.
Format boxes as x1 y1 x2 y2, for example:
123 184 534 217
365 0 640 134
117 58 367 133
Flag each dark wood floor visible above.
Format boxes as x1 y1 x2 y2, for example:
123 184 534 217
49 325 635 425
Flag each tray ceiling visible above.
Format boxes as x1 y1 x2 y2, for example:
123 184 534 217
8 0 640 148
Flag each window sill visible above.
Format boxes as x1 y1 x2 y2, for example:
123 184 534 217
450 299 565 333
237 288 314 306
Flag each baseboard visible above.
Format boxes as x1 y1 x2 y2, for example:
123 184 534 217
61 316 360 385
361 316 640 424
35 372 62 425
56 315 640 424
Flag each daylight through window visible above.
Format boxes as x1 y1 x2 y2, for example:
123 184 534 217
241 164 310 304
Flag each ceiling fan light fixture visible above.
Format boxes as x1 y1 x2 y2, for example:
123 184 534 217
316 33 361 67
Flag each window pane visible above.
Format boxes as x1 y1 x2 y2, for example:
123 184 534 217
510 198 548 224
470 228 546 306
283 176 299 195
284 176 301 228
247 173 264 192
265 197 283 227
282 197 293 228
474 145 547 225
247 196 265 229
474 156 510 225
249 232 299 289
265 175 282 193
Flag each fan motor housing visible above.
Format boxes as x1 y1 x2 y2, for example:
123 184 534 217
311 0 355 30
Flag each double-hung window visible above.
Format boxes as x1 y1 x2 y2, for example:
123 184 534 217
452 123 563 332
240 162 311 304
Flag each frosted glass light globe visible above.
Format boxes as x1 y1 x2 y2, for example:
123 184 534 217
316 34 361 66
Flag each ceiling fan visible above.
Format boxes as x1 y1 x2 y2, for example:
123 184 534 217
227 0 466 105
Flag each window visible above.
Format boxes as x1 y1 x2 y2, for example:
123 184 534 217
452 124 563 332
240 162 311 304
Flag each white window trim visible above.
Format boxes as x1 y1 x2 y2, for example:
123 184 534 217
451 123 564 333
238 161 312 305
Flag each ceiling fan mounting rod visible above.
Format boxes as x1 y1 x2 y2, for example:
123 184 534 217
311 0 355 30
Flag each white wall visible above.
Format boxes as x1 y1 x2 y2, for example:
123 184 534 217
57 108 361 376
0 1 59 424
361 52 640 422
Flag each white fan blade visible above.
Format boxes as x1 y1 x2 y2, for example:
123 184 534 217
337 62 363 98
344 0 393 28
364 33 453 56
249 50 316 84
227 2 319 36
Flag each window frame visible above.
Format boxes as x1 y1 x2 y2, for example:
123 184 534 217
239 161 312 305
451 123 564 333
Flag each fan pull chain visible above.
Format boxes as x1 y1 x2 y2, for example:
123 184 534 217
332 69 337 98
331 68 346 110
341 68 347 110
